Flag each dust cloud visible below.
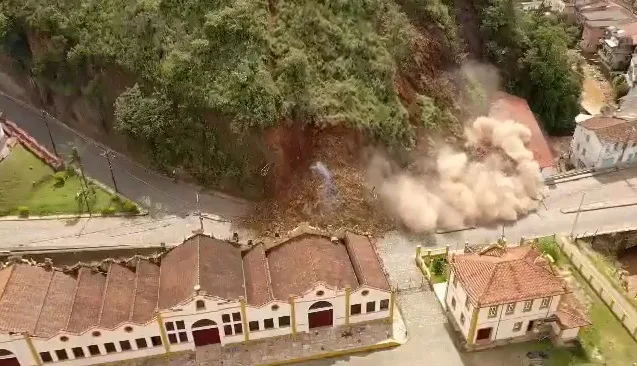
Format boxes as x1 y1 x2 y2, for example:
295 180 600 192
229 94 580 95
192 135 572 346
368 116 546 232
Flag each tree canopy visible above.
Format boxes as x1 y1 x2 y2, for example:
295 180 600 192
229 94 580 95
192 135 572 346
477 1 582 134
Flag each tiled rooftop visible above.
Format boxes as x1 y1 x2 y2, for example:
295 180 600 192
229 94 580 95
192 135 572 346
0 230 389 338
450 245 567 306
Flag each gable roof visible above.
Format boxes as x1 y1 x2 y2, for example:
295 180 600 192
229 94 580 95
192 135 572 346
489 92 556 169
450 246 567 306
0 230 390 338
580 116 637 143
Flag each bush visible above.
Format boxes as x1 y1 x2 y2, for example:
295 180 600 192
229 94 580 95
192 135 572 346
17 206 29 218
101 207 117 216
537 238 560 262
122 200 139 214
53 171 67 187
613 76 629 103
430 256 446 276
110 195 122 204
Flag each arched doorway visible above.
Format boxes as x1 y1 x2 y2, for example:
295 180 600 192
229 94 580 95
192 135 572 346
308 301 333 329
0 349 19 366
191 319 221 346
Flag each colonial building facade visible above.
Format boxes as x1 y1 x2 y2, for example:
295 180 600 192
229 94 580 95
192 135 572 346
570 115 637 169
0 229 393 366
445 245 589 349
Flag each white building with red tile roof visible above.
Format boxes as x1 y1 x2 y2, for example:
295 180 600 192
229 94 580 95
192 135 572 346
489 92 558 178
445 244 589 349
0 229 393 366
570 115 637 168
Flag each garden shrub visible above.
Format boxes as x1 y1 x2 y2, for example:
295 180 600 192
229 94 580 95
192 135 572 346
17 206 29 217
122 200 139 214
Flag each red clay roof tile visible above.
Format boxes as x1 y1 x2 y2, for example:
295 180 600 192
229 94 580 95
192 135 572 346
490 92 556 169
158 238 198 309
99 264 136 329
344 232 390 291
34 271 78 337
450 246 566 306
66 267 107 333
243 244 274 306
198 236 245 300
130 260 160 323
0 265 53 334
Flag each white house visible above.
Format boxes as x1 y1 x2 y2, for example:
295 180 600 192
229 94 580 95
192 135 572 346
570 115 637 168
0 229 393 366
445 244 589 349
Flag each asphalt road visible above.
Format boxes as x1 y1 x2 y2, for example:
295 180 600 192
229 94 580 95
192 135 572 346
0 91 250 219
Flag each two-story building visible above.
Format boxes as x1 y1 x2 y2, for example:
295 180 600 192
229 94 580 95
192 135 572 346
599 23 637 73
570 115 637 168
445 244 589 349
0 228 393 366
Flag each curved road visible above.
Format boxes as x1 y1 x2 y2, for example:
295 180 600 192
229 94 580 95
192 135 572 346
0 91 250 219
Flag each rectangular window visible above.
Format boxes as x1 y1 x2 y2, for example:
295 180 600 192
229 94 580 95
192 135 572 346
136 338 148 349
460 313 466 325
576 142 580 151
380 299 390 310
279 316 291 327
249 321 260 331
165 322 174 331
40 352 53 363
234 323 243 335
104 343 116 354
465 298 470 310
540 297 551 309
366 301 376 312
350 304 362 315
88 345 101 356
72 347 85 358
586 135 590 142
119 340 132 351
232 312 241 321
224 325 233 336
513 322 523 332
487 306 498 318
505 303 515 315
178 332 188 343
582 148 587 156
55 349 69 361
151 336 163 347
176 320 185 330
222 314 231 323
451 297 457 310
196 300 205 310
523 300 533 312
453 273 458 287
264 318 275 329
168 333 178 344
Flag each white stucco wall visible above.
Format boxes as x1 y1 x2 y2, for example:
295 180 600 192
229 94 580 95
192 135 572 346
445 272 472 339
559 327 580 340
473 295 561 342
0 284 393 366
571 125 637 168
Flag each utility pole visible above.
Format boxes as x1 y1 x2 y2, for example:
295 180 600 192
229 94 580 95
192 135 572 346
570 193 586 238
101 149 119 193
41 110 59 157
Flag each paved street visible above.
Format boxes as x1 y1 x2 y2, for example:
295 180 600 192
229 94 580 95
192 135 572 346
0 91 250 219
434 166 637 248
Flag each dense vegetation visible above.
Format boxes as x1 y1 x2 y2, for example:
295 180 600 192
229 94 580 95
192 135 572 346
0 0 463 192
477 0 582 134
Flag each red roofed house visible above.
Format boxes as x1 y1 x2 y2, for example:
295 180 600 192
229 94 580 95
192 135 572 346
489 92 557 178
570 115 637 168
445 244 590 349
0 228 393 366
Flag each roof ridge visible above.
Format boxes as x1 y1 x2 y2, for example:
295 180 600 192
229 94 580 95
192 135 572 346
65 267 84 331
31 268 56 335
196 235 201 290
128 259 142 321
344 233 365 287
97 263 113 326
260 245 275 301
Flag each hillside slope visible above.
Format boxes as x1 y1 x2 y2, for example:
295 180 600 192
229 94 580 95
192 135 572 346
0 0 486 232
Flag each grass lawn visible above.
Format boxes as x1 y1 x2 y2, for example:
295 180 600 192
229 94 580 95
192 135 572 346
0 145 125 216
